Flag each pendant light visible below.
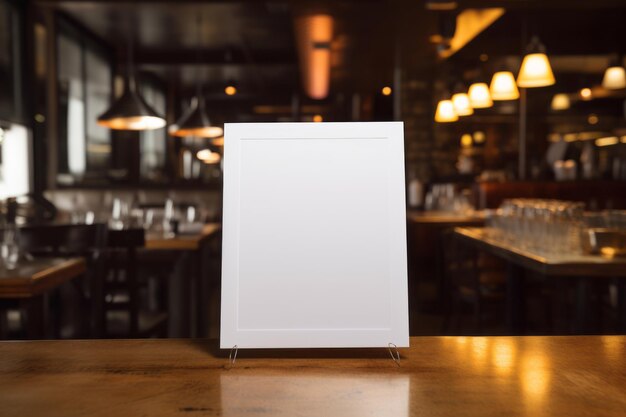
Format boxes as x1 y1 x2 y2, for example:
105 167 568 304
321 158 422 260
97 41 165 130
517 37 555 88
602 55 626 90
451 84 473 116
434 99 458 122
468 82 493 108
169 95 223 138
490 71 519 100
170 15 223 138
550 93 570 111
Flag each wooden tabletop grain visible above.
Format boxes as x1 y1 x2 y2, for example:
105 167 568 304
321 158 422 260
407 210 485 225
0 336 624 417
454 227 626 277
0 257 86 298
144 223 221 251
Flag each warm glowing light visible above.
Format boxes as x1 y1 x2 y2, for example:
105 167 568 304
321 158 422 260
490 71 519 100
517 53 555 88
381 86 392 96
211 136 224 146
434 99 458 122
520 352 550 406
99 116 166 131
601 247 618 257
170 125 224 138
550 94 570 111
469 337 489 369
196 149 221 164
587 114 599 125
461 133 473 148
492 339 515 375
170 97 223 138
294 14 333 100
602 66 626 90
578 131 605 141
473 131 486 144
601 336 624 361
563 133 578 142
225 85 237 96
468 82 493 108
452 93 474 116
580 88 592 100
595 136 619 147
548 133 561 143
479 53 488 62
621 136 626 143
312 114 323 123
97 78 166 131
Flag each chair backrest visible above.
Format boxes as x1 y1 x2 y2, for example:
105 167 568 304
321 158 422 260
106 229 145 249
19 223 108 258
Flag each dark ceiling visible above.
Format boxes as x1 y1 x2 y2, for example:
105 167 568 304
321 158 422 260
40 1 406 102
34 0 626 120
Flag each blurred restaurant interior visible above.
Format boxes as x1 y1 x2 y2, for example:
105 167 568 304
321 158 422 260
1 0 626 341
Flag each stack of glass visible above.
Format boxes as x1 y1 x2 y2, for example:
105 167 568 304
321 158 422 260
487 199 585 255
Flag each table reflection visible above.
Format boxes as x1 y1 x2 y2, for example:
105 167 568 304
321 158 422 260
220 372 409 417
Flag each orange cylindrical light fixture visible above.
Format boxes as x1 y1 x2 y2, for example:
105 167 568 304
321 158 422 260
294 14 333 100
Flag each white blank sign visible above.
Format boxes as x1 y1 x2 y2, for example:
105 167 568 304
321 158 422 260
221 122 408 348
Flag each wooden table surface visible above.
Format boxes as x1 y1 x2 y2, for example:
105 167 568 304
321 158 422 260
144 223 221 251
454 227 626 277
0 257 86 298
407 210 485 225
0 336 624 417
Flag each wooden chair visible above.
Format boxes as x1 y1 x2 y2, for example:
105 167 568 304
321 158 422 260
104 229 167 338
18 223 108 338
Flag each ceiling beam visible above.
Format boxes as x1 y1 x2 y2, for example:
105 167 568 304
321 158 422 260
135 48 296 66
457 0 626 9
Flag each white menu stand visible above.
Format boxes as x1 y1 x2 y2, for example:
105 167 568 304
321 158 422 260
220 122 409 355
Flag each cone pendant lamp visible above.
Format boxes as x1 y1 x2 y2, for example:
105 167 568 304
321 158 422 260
97 76 166 130
169 95 223 138
97 40 165 131
517 36 555 88
170 15 223 138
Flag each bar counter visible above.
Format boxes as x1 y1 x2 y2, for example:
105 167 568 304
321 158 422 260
0 336 624 416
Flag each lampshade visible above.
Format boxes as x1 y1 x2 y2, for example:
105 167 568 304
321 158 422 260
468 82 493 108
97 77 166 130
434 99 458 122
170 97 223 138
516 37 555 88
602 66 626 90
452 93 473 116
490 71 519 100
550 93 570 111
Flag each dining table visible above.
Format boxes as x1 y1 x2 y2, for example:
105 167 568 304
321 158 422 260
453 227 626 333
0 335 623 417
0 257 86 338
